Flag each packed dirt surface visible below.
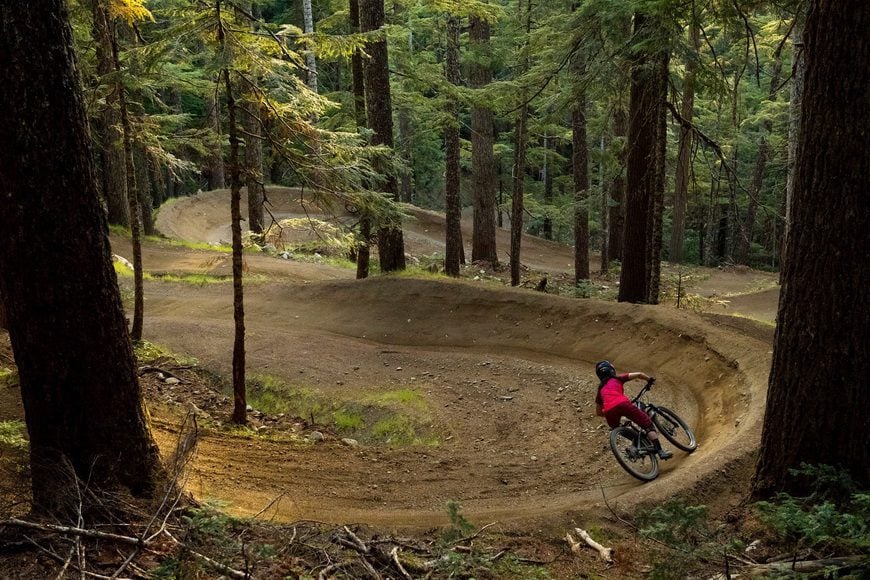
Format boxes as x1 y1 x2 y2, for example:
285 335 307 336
0 188 780 535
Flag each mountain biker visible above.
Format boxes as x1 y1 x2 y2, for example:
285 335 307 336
594 360 672 459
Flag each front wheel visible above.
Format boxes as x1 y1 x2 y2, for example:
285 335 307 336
609 426 659 481
652 406 697 452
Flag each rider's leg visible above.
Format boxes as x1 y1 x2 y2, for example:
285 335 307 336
620 403 673 459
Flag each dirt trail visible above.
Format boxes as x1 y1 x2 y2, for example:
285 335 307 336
76 188 774 529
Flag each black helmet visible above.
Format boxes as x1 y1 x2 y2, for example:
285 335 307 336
595 360 616 381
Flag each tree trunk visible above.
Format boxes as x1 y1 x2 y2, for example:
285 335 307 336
217 2 247 425
509 0 531 287
599 134 609 273
397 106 414 203
350 0 367 130
646 48 668 305
0 0 163 513
608 106 627 263
135 144 156 235
444 15 462 277
360 0 405 272
302 0 318 93
738 45 783 265
206 89 226 190
619 13 669 304
669 24 698 264
541 136 553 241
243 101 265 234
573 59 590 284
350 0 371 279
110 18 145 342
782 16 805 275
470 15 497 265
753 0 870 495
91 0 129 226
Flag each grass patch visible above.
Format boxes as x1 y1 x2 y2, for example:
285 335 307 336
0 367 17 388
0 420 28 449
134 340 198 366
114 261 264 286
110 224 232 253
245 375 438 445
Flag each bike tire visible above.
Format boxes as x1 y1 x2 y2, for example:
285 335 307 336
609 426 659 481
652 406 698 452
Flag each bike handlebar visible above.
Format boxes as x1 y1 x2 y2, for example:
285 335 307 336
631 377 656 404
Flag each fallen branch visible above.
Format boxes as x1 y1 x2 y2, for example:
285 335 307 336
451 521 497 545
3 519 146 546
390 546 413 580
566 528 614 564
744 556 868 577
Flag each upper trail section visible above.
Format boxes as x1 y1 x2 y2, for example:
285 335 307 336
107 187 778 528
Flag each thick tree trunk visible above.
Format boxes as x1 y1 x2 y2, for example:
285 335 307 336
470 15 498 264
444 16 462 277
608 106 627 263
206 89 226 190
360 0 405 272
754 0 870 494
669 24 698 264
619 13 669 303
111 21 145 342
572 78 590 284
91 0 129 226
0 0 163 512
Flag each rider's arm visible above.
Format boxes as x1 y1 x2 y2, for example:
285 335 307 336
624 372 651 382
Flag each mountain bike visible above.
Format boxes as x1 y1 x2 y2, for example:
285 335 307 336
609 378 698 481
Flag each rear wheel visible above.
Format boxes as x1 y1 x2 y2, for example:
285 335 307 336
652 406 697 452
609 425 659 481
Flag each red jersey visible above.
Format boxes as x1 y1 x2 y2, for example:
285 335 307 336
596 373 631 413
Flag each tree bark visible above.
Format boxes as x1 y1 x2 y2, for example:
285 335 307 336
619 12 669 304
444 15 462 277
646 47 668 304
599 134 609 273
470 15 497 265
669 24 698 264
0 0 163 512
753 0 870 495
360 0 405 272
91 0 129 226
573 59 590 284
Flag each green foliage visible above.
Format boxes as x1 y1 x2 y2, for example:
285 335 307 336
246 375 438 445
756 464 870 554
0 420 27 450
637 498 743 579
441 500 476 545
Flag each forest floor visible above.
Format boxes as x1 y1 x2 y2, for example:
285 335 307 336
0 187 784 577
